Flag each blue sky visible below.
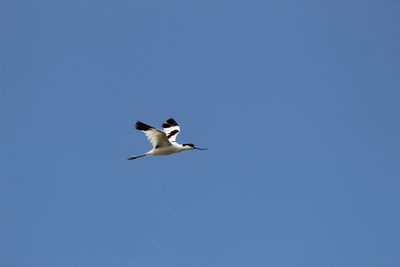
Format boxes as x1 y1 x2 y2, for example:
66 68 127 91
1 0 400 266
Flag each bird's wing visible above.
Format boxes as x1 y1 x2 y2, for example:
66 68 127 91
135 121 171 148
162 118 181 142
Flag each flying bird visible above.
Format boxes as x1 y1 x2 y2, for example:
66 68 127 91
128 118 208 160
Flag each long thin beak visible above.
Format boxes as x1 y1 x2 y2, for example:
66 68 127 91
195 147 209 150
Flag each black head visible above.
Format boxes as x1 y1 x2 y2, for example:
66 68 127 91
182 143 195 148
182 143 208 150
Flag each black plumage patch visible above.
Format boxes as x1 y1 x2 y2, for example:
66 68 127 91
162 118 178 128
167 118 178 126
167 129 179 139
182 143 195 148
135 121 152 131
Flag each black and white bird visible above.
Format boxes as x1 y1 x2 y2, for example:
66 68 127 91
128 118 208 160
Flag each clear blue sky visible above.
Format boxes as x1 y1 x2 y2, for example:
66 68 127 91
1 0 400 266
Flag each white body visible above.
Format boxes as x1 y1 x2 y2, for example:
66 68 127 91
147 143 192 156
128 118 202 160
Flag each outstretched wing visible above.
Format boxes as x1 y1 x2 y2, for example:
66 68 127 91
135 121 171 148
162 118 181 142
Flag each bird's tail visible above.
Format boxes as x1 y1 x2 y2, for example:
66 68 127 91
127 154 146 160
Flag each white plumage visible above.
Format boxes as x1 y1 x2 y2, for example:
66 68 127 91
128 118 207 160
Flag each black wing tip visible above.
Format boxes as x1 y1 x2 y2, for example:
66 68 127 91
167 118 178 126
163 118 178 128
135 121 152 131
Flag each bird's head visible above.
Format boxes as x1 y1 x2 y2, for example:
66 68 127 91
182 143 208 151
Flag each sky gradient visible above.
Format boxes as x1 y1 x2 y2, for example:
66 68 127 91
1 0 400 266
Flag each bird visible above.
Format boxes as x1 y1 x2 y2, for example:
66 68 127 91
128 118 208 160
